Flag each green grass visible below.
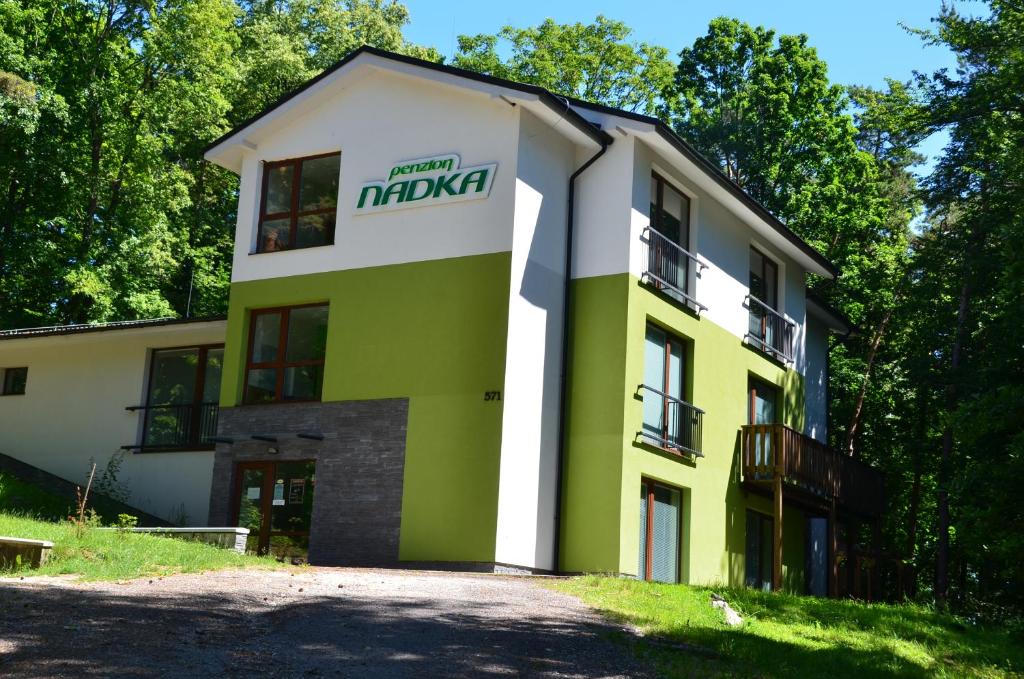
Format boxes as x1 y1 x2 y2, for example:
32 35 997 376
0 513 284 580
555 576 1024 678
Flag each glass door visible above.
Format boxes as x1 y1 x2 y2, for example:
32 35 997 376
233 460 316 562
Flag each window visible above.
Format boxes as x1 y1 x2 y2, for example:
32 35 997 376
745 510 773 591
748 378 778 425
140 346 223 450
642 324 685 449
638 479 682 583
1 367 27 395
647 173 693 296
245 305 329 403
749 247 778 309
258 153 340 252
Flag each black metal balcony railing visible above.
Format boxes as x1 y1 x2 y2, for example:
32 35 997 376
124 402 219 451
745 295 796 363
639 384 705 457
640 227 707 313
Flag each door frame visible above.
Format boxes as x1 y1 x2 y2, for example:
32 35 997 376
639 478 683 583
231 459 316 556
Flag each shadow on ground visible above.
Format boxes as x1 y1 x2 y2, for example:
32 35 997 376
0 574 651 678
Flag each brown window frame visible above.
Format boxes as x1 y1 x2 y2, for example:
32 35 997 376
749 246 779 310
137 344 224 452
650 172 691 249
1 367 27 395
646 323 688 449
639 478 683 583
243 304 328 404
257 152 340 253
748 377 780 425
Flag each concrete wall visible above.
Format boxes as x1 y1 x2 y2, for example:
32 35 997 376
0 321 226 524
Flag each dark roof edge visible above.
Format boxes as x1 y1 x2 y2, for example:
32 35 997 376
0 316 227 341
202 45 611 157
806 292 857 335
566 97 839 278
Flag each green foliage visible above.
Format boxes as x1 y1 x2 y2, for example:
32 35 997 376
557 576 1023 678
453 16 673 115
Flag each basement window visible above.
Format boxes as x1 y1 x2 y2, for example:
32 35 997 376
257 153 340 253
1 367 27 395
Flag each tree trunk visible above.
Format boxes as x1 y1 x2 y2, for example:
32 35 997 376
845 307 894 459
936 278 970 608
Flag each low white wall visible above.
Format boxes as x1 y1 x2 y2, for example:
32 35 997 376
0 321 226 524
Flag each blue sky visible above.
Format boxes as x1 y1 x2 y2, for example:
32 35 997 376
401 0 967 174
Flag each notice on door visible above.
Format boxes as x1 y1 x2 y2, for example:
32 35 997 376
273 480 285 506
246 487 260 500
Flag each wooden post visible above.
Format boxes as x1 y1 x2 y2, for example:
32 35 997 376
772 427 784 592
829 498 838 598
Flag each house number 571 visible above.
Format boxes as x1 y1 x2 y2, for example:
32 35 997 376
483 391 502 401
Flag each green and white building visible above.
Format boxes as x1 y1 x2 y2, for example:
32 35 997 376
0 47 883 594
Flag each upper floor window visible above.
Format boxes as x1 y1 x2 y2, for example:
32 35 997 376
1 367 27 395
138 346 223 450
749 247 778 310
645 173 698 303
748 378 779 425
641 324 703 456
245 305 328 403
258 153 340 253
650 172 690 247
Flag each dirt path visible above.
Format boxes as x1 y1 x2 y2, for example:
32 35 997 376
0 568 652 678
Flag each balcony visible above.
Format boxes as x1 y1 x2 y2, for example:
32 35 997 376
745 295 795 363
638 384 705 457
640 227 707 313
123 402 220 452
740 424 884 517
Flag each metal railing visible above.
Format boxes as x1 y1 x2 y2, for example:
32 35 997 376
639 384 705 457
740 423 884 516
640 227 707 313
125 402 219 451
745 295 795 363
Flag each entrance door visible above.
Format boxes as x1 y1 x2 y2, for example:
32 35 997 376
638 479 682 583
233 460 316 562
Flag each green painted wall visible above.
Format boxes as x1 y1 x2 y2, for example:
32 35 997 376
562 273 810 592
220 252 512 563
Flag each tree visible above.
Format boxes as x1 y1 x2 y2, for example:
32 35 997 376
453 16 674 115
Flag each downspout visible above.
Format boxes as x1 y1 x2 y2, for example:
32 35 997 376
552 137 610 574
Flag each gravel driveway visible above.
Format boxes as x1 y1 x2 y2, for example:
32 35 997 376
0 568 653 678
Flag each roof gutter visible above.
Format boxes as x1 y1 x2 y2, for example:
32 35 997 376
552 136 610 574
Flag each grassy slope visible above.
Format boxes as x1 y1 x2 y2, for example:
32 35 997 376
556 576 1023 679
1 471 282 580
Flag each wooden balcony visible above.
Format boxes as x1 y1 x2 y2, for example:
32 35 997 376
741 424 884 517
740 424 885 594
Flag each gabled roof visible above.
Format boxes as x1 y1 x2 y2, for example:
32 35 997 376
203 45 837 279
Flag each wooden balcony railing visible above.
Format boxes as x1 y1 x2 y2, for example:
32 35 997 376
741 423 884 516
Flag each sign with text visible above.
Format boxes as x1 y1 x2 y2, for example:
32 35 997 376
355 153 496 214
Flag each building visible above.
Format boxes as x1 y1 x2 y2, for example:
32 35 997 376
0 47 883 594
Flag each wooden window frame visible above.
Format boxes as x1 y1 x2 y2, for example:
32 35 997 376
745 509 775 590
257 152 340 253
749 246 779 310
140 344 224 451
748 377 780 425
1 367 27 396
647 323 687 449
243 304 328 404
640 478 683 583
650 172 691 248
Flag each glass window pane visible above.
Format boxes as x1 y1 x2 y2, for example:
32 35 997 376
285 306 328 362
3 367 27 395
259 217 291 252
750 248 766 301
299 155 340 212
638 486 648 579
246 368 278 402
296 213 335 249
283 365 323 401
643 326 666 439
264 165 293 215
148 349 198 405
237 468 266 553
752 383 777 424
764 259 778 309
651 484 680 583
251 313 282 363
202 349 223 403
